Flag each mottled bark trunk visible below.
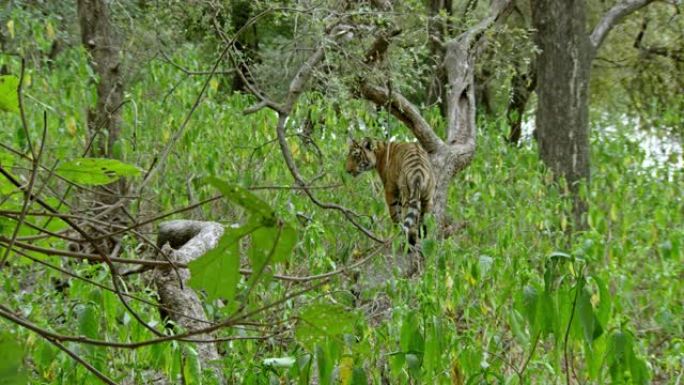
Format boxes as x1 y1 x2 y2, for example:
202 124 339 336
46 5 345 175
77 0 127 252
77 0 124 159
532 0 592 223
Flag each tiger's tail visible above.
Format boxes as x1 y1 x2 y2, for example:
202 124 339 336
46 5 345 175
402 178 423 245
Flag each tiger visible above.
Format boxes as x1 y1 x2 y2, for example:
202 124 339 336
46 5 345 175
345 137 435 246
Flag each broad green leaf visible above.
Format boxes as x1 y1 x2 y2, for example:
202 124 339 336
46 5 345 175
188 223 258 302
295 304 357 347
78 304 99 339
0 75 19 113
0 333 27 385
406 353 421 379
56 158 141 185
593 276 611 329
182 346 201 385
577 287 603 343
207 177 275 223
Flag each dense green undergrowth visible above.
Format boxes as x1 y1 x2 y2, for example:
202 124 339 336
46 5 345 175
1 35 682 385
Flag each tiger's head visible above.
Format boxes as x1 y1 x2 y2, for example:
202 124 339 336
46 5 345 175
345 137 377 177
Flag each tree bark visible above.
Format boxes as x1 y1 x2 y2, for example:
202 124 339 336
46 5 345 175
77 0 124 158
532 0 655 224
532 0 592 223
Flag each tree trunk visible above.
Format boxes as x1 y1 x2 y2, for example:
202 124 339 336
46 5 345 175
230 0 259 92
532 0 592 223
77 0 127 252
531 0 655 225
77 0 124 159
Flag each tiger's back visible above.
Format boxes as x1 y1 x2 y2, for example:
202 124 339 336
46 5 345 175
346 138 435 245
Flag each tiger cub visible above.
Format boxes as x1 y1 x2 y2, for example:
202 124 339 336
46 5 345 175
346 137 435 245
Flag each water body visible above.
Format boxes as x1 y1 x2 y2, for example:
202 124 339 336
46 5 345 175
521 115 683 174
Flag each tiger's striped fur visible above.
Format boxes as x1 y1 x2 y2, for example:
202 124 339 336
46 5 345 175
346 137 435 245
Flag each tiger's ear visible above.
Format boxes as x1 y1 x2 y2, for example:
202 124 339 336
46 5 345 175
361 137 375 150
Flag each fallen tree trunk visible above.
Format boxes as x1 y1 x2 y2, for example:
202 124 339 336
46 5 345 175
155 220 224 383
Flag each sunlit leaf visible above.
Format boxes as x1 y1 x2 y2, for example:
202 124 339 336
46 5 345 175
0 75 19 113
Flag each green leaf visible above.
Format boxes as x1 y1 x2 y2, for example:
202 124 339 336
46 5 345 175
0 333 27 385
56 158 141 186
593 276 611 330
78 304 99 339
295 304 357 347
188 222 258 302
350 367 368 385
316 345 332 385
0 151 14 169
182 346 201 385
207 177 276 222
249 222 296 268
0 75 19 113
521 285 539 332
577 287 602 343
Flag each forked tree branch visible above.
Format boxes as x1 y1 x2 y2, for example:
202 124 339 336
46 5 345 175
359 0 511 150
359 83 443 153
590 0 657 52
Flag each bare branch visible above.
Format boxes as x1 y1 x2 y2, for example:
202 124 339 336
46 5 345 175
590 0 657 51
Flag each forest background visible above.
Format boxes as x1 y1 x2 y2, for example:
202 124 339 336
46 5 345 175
0 0 682 384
